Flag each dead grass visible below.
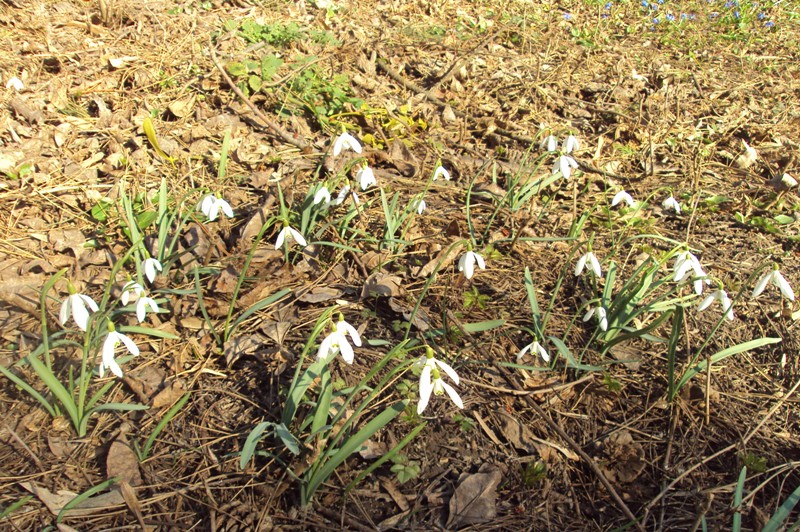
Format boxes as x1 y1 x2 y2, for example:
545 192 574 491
1 0 800 529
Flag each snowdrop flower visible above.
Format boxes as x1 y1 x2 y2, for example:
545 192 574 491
317 313 363 364
135 296 160 323
611 190 636 208
698 288 734 320
673 250 709 295
562 134 580 153
334 185 358 206
142 257 163 284
554 154 579 180
433 166 451 181
313 185 331 206
458 248 486 280
540 135 558 152
198 194 234 222
274 224 307 249
575 251 602 278
583 305 608 331
517 340 550 363
356 165 376 190
120 280 144 306
6 77 24 91
417 348 463 414
752 266 795 301
662 195 681 214
414 198 426 214
99 321 140 378
332 132 362 157
59 283 99 332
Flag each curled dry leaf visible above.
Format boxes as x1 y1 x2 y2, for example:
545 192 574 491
446 463 503 528
106 437 143 486
361 273 404 298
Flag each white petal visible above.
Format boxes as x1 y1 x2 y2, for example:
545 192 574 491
588 253 602 277
774 271 795 301
71 296 91 331
274 227 287 249
693 279 706 295
416 199 426 214
59 298 70 326
339 337 354 364
118 332 140 356
435 359 460 385
339 321 362 347
752 271 771 298
288 227 307 247
541 135 557 152
201 195 218 220
219 199 234 219
473 252 486 271
440 380 464 409
583 307 595 322
574 254 587 276
697 294 715 312
534 342 550 362
143 258 162 283
674 256 693 282
417 365 433 414
516 343 532 361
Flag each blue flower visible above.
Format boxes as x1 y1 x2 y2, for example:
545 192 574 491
641 0 649 7
764 20 774 28
653 17 660 23
605 1 612 9
757 12 765 20
563 12 572 20
666 13 675 21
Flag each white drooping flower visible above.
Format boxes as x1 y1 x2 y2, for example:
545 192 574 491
414 198 426 214
540 135 558 152
333 185 353 205
517 340 550 363
673 250 708 295
356 165 376 190
554 154 579 180
752 267 795 301
142 257 163 284
135 296 160 323
59 288 99 332
583 305 608 331
274 224 307 249
99 322 140 378
433 166 451 181
317 314 363 364
458 249 486 280
417 348 463 414
6 77 24 91
575 251 602 278
562 134 580 154
313 185 331 207
662 195 681 214
198 194 234 222
698 289 734 321
332 132 362 157
120 280 145 306
611 190 636 208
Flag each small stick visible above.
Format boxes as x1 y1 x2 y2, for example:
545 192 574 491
208 46 308 151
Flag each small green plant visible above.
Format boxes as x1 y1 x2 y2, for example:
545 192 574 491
390 454 421 484
463 286 489 310
521 461 547 487
452 413 476 432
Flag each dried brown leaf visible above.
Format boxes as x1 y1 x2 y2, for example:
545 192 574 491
446 464 503 528
106 438 142 486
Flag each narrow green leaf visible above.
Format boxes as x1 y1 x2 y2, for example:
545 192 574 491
0 364 56 417
676 337 781 392
240 421 272 470
461 319 505 333
140 392 190 460
732 466 747 532
762 482 800 532
304 400 407 501
56 477 119 523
